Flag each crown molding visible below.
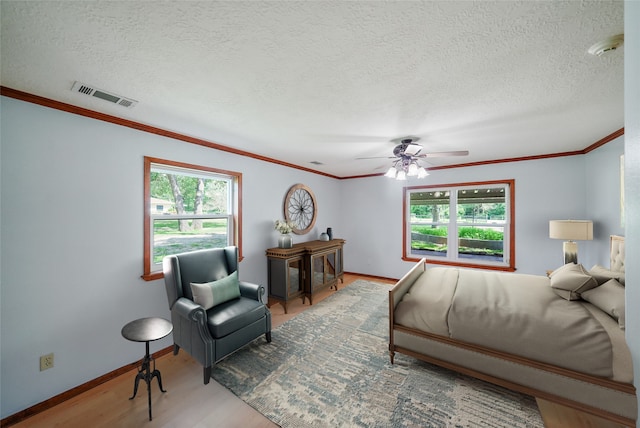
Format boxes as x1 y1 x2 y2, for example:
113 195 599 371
1 86 623 180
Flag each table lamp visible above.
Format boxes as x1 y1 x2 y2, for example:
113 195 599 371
549 220 593 264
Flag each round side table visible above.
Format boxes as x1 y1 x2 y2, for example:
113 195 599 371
121 317 173 421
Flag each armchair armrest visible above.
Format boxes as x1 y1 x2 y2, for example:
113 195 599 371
173 297 207 323
239 281 264 302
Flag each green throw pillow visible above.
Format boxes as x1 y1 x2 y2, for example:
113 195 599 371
190 271 241 310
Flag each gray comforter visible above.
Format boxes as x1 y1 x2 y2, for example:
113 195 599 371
394 267 614 378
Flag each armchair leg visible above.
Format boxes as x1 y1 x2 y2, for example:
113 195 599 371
203 366 211 385
173 344 180 355
266 332 272 343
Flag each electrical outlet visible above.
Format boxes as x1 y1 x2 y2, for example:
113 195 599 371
40 353 54 371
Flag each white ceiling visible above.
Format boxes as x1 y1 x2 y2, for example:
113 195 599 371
1 1 624 178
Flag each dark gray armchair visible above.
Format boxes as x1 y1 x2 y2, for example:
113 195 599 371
163 246 271 384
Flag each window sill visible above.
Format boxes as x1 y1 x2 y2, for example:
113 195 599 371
402 256 515 272
142 272 164 281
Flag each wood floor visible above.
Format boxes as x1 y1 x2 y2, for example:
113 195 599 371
9 274 630 428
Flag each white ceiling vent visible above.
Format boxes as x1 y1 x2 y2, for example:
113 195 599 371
71 81 138 108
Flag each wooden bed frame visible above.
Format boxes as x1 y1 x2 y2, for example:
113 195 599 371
389 235 636 426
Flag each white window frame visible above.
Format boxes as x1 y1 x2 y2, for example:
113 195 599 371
143 157 242 281
403 179 515 271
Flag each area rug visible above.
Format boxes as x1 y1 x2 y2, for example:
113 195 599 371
212 280 544 427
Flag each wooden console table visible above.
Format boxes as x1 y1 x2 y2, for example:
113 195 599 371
266 239 345 313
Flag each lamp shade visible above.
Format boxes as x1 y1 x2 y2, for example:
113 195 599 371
549 220 593 241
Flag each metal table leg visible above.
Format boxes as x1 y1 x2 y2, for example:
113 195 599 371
129 340 166 421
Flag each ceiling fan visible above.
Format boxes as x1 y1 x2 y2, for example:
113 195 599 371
389 136 469 159
359 136 469 179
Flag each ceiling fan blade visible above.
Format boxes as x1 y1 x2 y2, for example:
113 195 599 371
356 156 395 160
420 150 469 158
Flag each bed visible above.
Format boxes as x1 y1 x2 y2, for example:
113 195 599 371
389 235 635 425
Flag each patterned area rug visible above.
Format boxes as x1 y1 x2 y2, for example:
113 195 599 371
212 280 544 427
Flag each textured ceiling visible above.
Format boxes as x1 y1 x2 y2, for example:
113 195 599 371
1 1 624 178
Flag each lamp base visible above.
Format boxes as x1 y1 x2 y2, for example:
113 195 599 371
563 241 578 264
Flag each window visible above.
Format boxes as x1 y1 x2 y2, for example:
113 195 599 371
142 157 242 280
404 180 515 271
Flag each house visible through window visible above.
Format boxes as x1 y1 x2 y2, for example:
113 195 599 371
142 157 241 281
404 180 515 271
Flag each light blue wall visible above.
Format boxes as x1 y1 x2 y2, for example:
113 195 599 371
341 150 623 280
624 1 640 425
0 94 629 419
585 137 626 263
0 97 341 418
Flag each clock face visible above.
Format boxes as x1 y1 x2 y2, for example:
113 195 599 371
284 184 317 235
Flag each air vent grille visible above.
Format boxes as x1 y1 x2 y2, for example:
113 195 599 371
77 84 92 95
118 99 134 108
71 81 138 108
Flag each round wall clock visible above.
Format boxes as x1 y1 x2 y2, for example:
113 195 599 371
283 183 317 235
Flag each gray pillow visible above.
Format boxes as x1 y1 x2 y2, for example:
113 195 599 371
581 279 625 329
190 271 241 310
549 263 598 300
589 264 625 286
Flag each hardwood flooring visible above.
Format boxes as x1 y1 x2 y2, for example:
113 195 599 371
8 274 629 428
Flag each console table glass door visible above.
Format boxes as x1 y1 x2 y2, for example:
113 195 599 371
310 248 343 303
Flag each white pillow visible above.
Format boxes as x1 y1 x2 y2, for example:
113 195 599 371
589 264 625 286
549 263 598 301
581 278 625 329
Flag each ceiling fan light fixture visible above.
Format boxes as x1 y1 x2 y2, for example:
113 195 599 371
382 135 467 179
384 166 397 178
407 162 419 176
384 158 429 180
